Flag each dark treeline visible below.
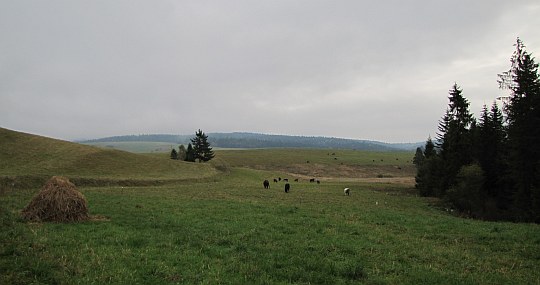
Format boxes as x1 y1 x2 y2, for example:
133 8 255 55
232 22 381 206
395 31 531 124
210 133 408 151
415 39 540 223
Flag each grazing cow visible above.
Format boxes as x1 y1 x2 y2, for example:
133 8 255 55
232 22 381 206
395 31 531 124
316 180 320 184
294 178 299 182
283 178 289 182
309 178 315 183
284 183 290 193
274 178 278 183
344 188 350 196
263 180 270 189
279 177 282 181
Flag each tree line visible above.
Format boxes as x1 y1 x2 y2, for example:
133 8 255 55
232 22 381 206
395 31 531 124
170 129 215 163
414 39 540 223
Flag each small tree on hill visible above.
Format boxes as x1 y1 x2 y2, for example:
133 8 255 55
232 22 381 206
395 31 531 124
178 145 187 161
185 143 196 162
170 148 178 160
190 129 215 162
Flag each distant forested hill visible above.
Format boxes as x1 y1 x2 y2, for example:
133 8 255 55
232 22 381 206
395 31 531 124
79 133 422 151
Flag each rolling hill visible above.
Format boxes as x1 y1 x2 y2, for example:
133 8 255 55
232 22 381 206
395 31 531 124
79 132 423 152
0 128 217 187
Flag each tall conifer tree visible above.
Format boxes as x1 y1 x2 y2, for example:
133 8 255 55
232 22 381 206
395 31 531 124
190 129 215 162
475 102 510 217
498 38 540 221
436 83 475 196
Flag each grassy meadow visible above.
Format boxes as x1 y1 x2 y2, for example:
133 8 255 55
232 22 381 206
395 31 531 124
0 129 217 187
1 128 540 284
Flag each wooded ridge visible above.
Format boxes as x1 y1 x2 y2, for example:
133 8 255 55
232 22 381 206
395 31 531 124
78 132 422 151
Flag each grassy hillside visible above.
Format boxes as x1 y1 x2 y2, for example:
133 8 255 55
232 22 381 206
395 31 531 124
0 128 217 186
215 148 416 180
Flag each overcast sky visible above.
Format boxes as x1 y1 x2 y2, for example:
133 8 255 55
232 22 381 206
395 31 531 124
1 1 539 143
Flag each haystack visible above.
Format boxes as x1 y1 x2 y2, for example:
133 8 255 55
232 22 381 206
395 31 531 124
21 176 89 223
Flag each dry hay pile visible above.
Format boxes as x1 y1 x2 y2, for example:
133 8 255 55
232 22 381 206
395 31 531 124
21 176 89 223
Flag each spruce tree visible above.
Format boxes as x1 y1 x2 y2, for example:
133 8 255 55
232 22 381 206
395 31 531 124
415 137 441 197
423 136 437 159
190 129 215 162
436 83 475 197
413 147 424 167
477 103 507 201
498 38 540 221
185 143 196 162
170 148 178 160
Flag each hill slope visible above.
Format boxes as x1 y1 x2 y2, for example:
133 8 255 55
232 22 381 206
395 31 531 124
80 132 423 151
0 128 217 186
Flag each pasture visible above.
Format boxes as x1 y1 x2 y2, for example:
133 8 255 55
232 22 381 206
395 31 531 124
1 129 539 284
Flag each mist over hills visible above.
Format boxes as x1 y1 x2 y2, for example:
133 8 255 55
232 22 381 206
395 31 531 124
79 132 423 151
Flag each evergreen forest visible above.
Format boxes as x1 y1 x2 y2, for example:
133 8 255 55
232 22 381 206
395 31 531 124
415 39 540 223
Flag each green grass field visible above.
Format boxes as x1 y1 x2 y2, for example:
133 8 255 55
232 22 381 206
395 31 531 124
1 128 539 284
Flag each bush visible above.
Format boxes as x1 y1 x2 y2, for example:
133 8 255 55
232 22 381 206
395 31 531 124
446 164 485 216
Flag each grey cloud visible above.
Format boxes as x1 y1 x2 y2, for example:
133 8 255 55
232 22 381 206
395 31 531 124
1 0 539 142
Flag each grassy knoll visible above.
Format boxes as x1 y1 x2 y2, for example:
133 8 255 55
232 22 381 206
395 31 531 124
1 168 540 284
0 128 216 187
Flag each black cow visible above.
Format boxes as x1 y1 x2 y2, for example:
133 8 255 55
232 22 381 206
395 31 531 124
274 178 278 183
309 178 315 183
263 180 270 189
284 183 290 193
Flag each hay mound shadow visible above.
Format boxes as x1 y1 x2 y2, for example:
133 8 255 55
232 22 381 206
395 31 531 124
21 176 89 223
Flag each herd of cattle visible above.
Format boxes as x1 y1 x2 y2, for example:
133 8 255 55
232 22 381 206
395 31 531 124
262 178 351 196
